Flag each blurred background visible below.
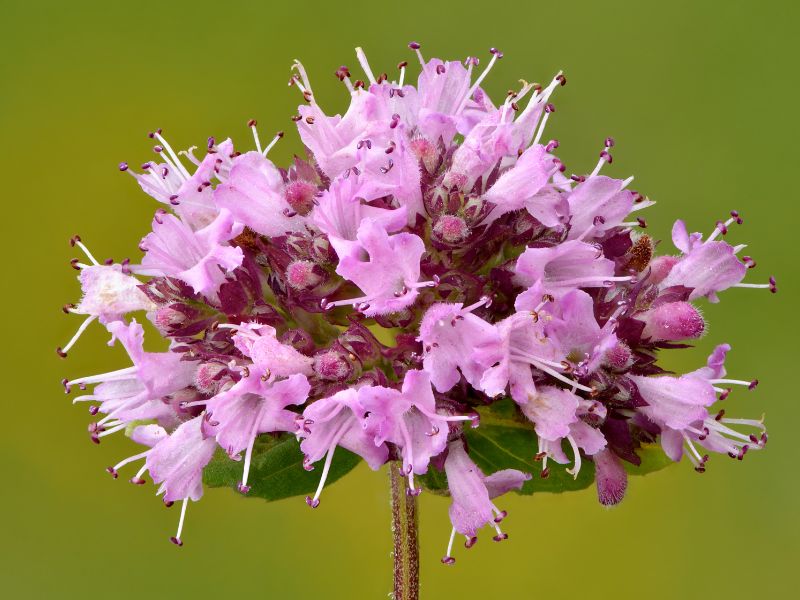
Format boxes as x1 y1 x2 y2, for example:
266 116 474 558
2 0 797 597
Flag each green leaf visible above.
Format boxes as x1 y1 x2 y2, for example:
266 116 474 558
625 442 674 476
420 399 674 497
203 433 361 501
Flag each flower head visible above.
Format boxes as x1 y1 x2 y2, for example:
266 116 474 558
61 44 773 553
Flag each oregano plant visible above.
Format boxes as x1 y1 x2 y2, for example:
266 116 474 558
59 43 775 599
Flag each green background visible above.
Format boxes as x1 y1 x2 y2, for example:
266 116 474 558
2 0 797 597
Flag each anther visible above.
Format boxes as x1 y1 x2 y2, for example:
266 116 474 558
118 162 128 172
556 73 567 86
408 41 421 50
305 496 320 508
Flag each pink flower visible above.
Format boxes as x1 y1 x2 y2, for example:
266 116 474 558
660 215 775 302
123 131 231 230
514 240 624 297
137 209 243 298
65 320 196 440
474 310 591 402
565 175 641 240
418 301 499 393
441 440 530 564
311 171 408 262
633 345 766 472
360 370 475 493
299 388 389 508
214 151 306 238
58 237 155 358
527 391 607 479
207 373 310 493
482 144 566 227
326 219 429 316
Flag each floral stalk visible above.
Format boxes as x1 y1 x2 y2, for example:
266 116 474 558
390 461 420 600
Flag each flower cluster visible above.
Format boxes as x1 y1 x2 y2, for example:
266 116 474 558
60 44 774 561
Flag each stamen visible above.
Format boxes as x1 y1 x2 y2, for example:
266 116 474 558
150 130 192 180
170 498 189 547
355 47 377 85
70 236 101 266
262 131 284 156
57 314 98 357
248 119 262 154
441 527 457 565
456 48 503 114
565 434 582 479
305 420 349 508
408 41 425 68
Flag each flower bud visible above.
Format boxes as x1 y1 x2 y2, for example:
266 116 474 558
285 180 318 216
641 301 705 341
605 341 633 371
286 260 324 290
195 362 227 395
647 255 680 285
313 349 354 382
433 215 470 244
594 449 628 506
148 306 189 335
410 137 438 173
280 328 316 355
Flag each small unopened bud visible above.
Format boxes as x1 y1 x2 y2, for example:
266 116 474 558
280 329 316 355
605 341 633 370
641 301 705 341
594 449 628 506
285 180 318 216
313 350 353 382
286 260 324 290
149 306 187 335
646 256 679 285
432 215 470 244
195 362 227 395
410 138 438 173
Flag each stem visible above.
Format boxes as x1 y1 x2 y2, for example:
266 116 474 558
390 461 419 600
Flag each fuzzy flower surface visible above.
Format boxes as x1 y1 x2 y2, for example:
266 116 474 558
60 43 774 558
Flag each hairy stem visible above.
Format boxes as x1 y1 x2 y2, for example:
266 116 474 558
390 462 419 600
